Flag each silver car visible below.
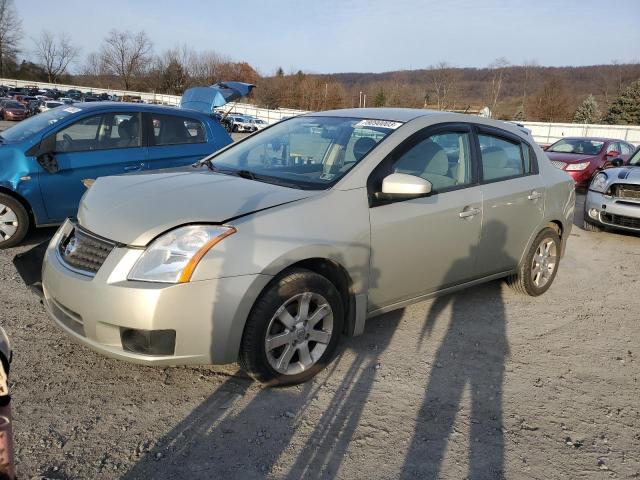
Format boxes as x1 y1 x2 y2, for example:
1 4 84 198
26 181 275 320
584 148 640 232
41 109 575 385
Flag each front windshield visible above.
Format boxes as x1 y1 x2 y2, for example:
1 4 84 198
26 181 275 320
0 106 76 143
548 138 604 155
5 101 22 109
208 116 401 189
628 148 640 166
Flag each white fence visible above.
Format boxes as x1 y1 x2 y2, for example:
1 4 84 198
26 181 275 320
2 78 640 140
521 121 640 146
0 77 306 123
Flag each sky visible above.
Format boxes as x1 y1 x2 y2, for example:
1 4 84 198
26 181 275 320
15 0 640 75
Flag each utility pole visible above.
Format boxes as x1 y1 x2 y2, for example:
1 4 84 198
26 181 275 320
359 91 363 108
363 94 366 108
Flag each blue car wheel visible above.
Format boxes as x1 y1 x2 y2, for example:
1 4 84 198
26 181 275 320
0 194 29 249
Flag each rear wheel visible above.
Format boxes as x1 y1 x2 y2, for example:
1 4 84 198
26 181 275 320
507 227 561 296
239 269 343 385
0 193 30 249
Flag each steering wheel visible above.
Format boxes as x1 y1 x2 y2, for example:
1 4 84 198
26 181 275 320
62 133 73 150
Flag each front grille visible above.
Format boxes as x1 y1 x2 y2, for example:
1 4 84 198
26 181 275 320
601 213 640 230
613 183 640 200
58 226 115 275
550 160 566 170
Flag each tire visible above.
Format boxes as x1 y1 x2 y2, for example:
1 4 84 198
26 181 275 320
507 227 561 297
239 268 344 386
0 193 30 249
583 216 603 232
232 125 238 132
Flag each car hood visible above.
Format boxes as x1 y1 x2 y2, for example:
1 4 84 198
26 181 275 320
610 166 640 184
545 152 597 163
78 169 317 246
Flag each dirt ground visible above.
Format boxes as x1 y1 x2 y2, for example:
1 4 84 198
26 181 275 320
1 177 640 480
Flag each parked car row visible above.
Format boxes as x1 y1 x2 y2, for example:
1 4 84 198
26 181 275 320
215 111 270 133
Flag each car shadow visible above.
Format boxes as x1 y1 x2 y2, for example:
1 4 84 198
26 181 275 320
120 310 404 480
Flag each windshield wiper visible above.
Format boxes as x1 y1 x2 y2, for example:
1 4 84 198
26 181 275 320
195 161 256 180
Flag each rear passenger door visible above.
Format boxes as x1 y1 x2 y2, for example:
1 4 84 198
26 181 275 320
144 113 213 170
475 126 544 276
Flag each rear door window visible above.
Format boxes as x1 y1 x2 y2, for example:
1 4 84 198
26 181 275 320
151 114 207 145
478 134 525 181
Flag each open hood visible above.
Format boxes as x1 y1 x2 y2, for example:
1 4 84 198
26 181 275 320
179 82 256 114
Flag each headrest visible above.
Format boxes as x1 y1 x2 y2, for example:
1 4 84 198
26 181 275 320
422 142 449 176
482 147 509 168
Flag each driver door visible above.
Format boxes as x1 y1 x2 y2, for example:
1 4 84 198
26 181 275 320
37 112 148 222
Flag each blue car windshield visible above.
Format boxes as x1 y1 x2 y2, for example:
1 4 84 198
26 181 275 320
206 116 401 190
0 107 76 143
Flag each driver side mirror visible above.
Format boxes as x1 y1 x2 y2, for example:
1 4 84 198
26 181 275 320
35 135 59 173
376 173 432 201
606 150 620 158
610 157 624 168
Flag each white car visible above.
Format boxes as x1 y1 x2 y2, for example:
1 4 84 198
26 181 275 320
38 101 64 113
251 118 269 130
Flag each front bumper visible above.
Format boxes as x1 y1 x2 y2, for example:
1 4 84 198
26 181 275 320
42 223 272 366
585 190 640 232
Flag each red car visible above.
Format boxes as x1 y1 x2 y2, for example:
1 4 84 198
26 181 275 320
0 100 27 121
545 137 635 189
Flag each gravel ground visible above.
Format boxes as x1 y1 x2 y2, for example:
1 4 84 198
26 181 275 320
0 196 638 479
0 118 639 478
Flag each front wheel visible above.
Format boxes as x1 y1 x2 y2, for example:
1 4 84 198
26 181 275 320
507 227 561 296
239 269 344 385
0 194 30 249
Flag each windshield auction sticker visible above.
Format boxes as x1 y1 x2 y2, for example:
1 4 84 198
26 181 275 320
355 119 403 129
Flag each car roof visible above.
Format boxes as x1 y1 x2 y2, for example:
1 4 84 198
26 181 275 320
63 101 211 119
560 136 626 143
310 107 437 122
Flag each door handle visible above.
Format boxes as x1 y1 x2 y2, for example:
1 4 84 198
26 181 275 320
459 207 481 219
124 164 143 172
527 191 543 200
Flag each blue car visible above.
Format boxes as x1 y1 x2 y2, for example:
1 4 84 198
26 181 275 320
0 102 232 247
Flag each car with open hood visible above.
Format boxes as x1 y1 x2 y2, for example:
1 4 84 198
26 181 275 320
584 146 640 233
41 108 575 385
545 137 635 189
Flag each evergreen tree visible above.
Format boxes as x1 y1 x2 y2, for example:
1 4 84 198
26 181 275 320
573 94 601 124
374 89 386 107
604 80 640 125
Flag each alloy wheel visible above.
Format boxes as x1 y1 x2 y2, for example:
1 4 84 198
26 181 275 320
531 237 557 288
265 292 334 375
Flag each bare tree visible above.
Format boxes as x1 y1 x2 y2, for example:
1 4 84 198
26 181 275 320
486 57 510 115
100 29 152 90
0 0 22 77
520 59 538 113
428 61 460 110
529 76 571 122
33 31 80 83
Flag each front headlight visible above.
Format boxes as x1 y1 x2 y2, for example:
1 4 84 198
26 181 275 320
565 161 591 171
590 172 608 193
128 225 236 283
